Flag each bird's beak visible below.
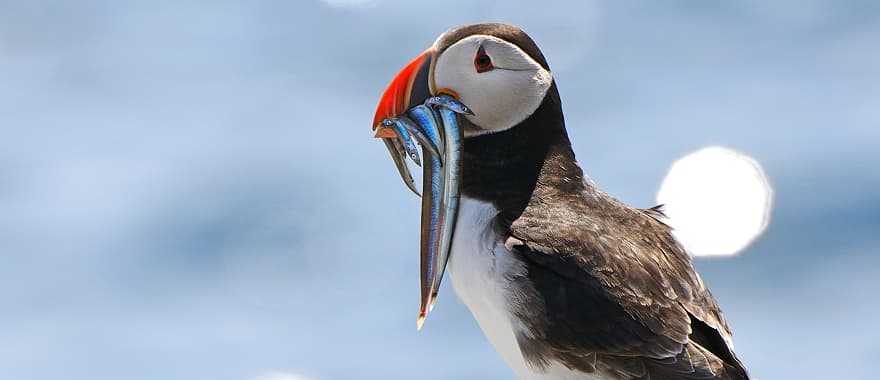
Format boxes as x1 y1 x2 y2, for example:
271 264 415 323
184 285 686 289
372 48 435 139
371 48 465 330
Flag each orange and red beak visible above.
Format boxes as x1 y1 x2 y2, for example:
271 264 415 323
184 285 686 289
372 49 435 138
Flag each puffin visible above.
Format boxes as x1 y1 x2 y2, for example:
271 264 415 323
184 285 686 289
371 23 751 380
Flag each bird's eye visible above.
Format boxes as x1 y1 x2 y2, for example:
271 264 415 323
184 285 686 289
474 46 494 73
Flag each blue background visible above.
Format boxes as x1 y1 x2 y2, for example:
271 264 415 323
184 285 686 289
1 1 878 379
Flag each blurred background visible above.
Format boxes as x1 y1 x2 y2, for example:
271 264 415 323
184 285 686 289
1 1 878 379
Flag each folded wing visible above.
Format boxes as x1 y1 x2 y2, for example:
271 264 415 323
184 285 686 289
505 186 750 380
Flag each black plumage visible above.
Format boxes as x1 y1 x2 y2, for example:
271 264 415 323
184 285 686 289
452 24 751 380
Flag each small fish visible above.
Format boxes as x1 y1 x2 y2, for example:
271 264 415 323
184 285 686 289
385 119 421 166
416 117 445 328
427 101 463 310
426 95 474 116
407 105 446 164
382 137 419 196
392 116 441 162
378 94 471 328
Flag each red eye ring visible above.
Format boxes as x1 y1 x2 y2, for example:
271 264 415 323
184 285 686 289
474 46 493 73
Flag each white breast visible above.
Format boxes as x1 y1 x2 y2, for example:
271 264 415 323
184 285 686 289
448 197 601 380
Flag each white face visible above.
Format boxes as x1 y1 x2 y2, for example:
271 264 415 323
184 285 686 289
431 34 553 136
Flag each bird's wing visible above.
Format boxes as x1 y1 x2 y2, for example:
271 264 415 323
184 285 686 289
506 190 749 380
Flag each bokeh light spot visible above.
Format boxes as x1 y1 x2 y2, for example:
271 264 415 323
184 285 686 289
657 146 773 257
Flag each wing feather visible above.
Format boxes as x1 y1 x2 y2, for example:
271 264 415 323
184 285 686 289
506 186 749 379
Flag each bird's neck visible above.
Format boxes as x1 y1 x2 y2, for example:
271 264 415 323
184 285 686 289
460 84 588 225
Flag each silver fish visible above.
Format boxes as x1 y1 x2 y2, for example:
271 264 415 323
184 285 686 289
376 95 471 330
391 116 441 161
385 119 421 166
382 137 419 196
406 105 445 165
405 105 446 329
427 103 463 311
410 95 468 328
426 95 474 116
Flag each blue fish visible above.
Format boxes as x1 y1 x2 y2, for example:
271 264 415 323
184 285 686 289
410 95 469 328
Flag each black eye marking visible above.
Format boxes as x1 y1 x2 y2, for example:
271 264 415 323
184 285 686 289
474 46 494 73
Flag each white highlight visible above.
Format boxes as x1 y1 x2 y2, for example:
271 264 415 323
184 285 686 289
250 371 314 380
657 146 773 257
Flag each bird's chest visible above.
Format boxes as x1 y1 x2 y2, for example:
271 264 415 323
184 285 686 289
448 197 599 380
448 197 529 376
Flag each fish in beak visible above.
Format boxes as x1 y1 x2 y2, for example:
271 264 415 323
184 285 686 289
372 48 473 330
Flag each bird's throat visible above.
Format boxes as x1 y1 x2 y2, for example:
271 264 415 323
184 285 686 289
459 84 584 226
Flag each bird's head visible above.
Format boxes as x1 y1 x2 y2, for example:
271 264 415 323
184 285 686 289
373 23 554 138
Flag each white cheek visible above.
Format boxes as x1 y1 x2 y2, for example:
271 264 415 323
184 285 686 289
456 68 552 135
432 35 552 134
